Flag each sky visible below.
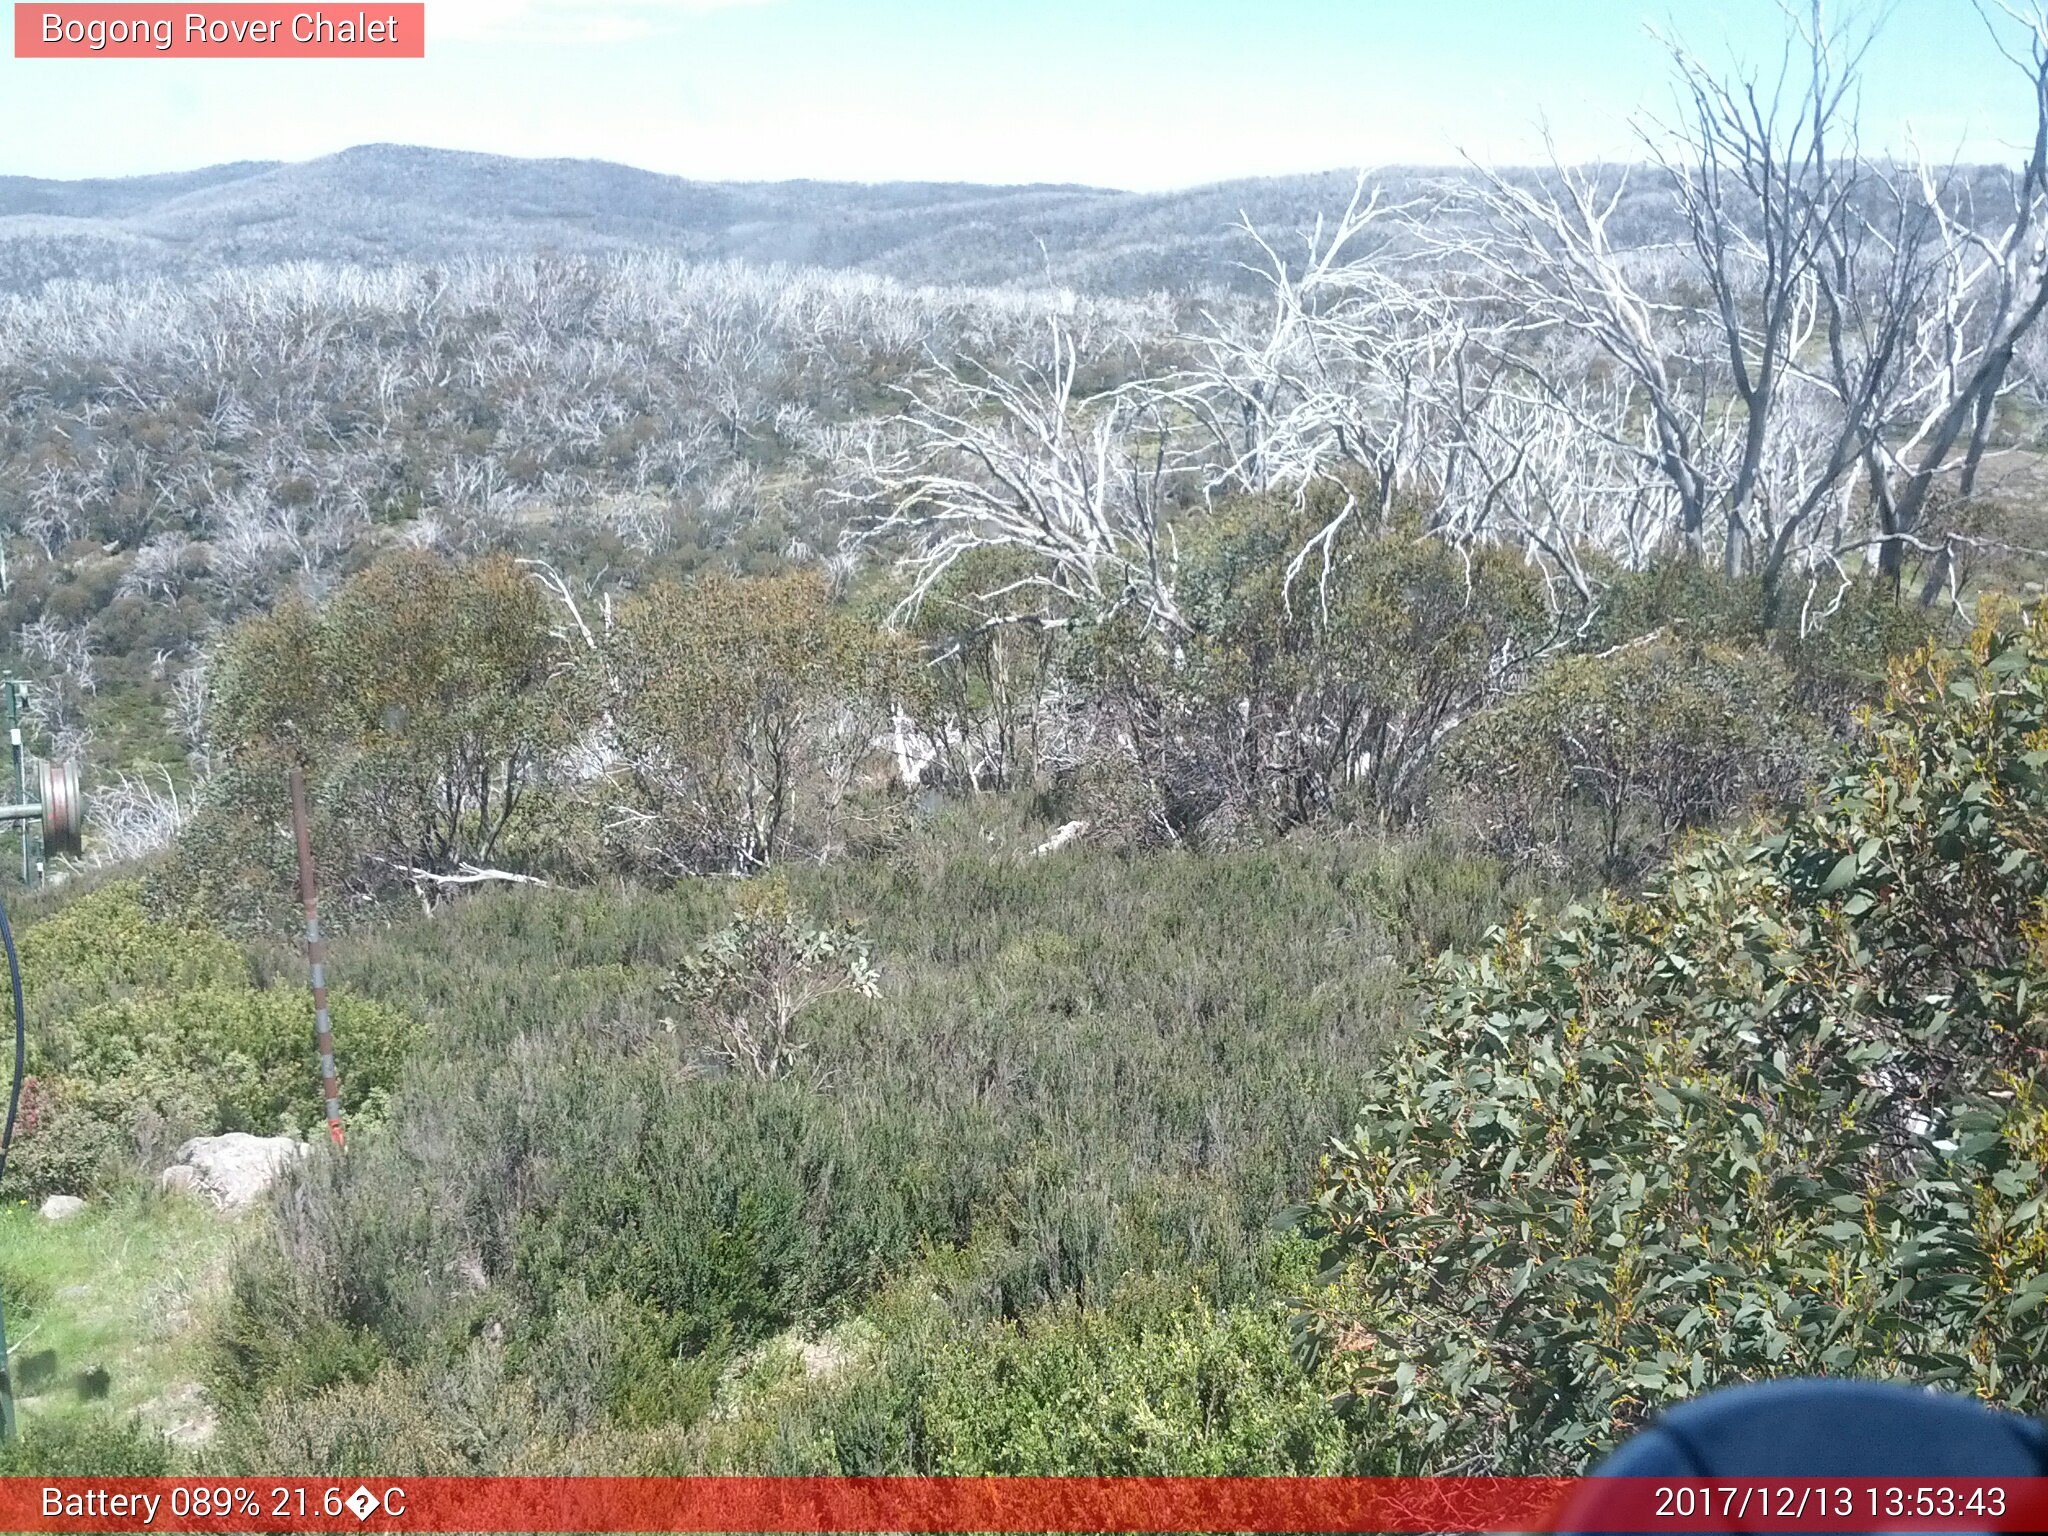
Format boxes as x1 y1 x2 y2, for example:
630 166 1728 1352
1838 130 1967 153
0 0 2037 190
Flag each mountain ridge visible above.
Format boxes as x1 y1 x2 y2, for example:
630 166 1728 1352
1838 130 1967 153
0 144 1404 293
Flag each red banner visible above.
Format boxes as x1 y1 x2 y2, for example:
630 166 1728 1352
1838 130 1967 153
13 5 424 58
7 1477 2048 1533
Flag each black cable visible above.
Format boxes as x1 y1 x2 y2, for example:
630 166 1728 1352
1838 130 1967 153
0 891 24 1189
0 889 23 1443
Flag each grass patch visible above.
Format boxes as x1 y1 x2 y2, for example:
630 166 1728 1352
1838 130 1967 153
0 1191 240 1444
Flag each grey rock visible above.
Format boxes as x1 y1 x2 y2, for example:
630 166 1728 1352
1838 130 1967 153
158 1133 307 1210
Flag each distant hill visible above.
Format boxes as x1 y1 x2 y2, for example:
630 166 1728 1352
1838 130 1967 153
12 144 1990 296
0 145 1458 294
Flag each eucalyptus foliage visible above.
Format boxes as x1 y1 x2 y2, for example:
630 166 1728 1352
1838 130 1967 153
601 571 918 874
1305 613 2048 1471
661 882 881 1081
177 550 583 920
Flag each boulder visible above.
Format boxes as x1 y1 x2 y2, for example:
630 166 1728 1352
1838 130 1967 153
37 1194 85 1221
157 1166 200 1198
158 1133 307 1210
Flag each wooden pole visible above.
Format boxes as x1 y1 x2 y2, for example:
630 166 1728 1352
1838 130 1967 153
288 768 345 1148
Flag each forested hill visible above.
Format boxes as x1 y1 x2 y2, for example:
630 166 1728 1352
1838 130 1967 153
0 146 1577 294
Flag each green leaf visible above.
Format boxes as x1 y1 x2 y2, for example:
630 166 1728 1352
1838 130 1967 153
1819 853 1859 895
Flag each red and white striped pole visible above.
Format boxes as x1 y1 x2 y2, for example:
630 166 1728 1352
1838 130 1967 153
288 767 345 1149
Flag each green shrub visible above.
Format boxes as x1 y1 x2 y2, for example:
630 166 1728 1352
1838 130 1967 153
57 987 418 1139
7 1074 155 1199
1076 507 1550 840
0 1413 174 1476
1779 581 1951 718
6 883 420 1198
507 1071 968 1366
1448 637 1820 875
1580 557 1766 650
208 1160 406 1408
897 546 1064 794
662 880 879 1079
694 1265 1369 1475
599 570 917 874
210 1344 573 1477
915 1277 1362 1474
21 881 247 1013
212 1300 392 1407
1303 614 2048 1472
0 1254 52 1326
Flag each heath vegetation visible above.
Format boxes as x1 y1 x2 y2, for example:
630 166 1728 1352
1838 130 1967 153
5 0 2048 1478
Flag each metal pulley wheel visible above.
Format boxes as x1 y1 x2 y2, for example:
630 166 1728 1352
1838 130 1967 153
37 759 82 858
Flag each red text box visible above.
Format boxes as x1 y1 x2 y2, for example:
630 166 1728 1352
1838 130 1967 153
14 4 425 57
8 1477 2048 1533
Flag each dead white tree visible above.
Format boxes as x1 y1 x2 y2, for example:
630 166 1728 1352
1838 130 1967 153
849 317 1185 631
1430 376 1665 612
117 532 199 600
16 617 95 766
1164 179 1478 593
157 682 209 807
1866 7 2048 597
1447 2 2048 616
81 768 190 868
518 557 603 651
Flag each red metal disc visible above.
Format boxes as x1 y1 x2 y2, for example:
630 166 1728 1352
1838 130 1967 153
39 759 82 857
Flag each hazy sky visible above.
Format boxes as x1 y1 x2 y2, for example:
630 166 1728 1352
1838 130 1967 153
0 0 2035 189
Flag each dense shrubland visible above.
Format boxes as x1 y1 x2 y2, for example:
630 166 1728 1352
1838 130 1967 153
6 0 2048 1483
198 828 1507 1472
142 603 2048 1477
161 514 1892 927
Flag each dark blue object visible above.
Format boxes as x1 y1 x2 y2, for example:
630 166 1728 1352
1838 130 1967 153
1594 1379 2048 1475
1556 1379 2048 1534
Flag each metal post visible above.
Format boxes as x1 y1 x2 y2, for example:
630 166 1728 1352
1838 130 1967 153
0 1323 15 1443
6 685 24 887
288 768 345 1148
